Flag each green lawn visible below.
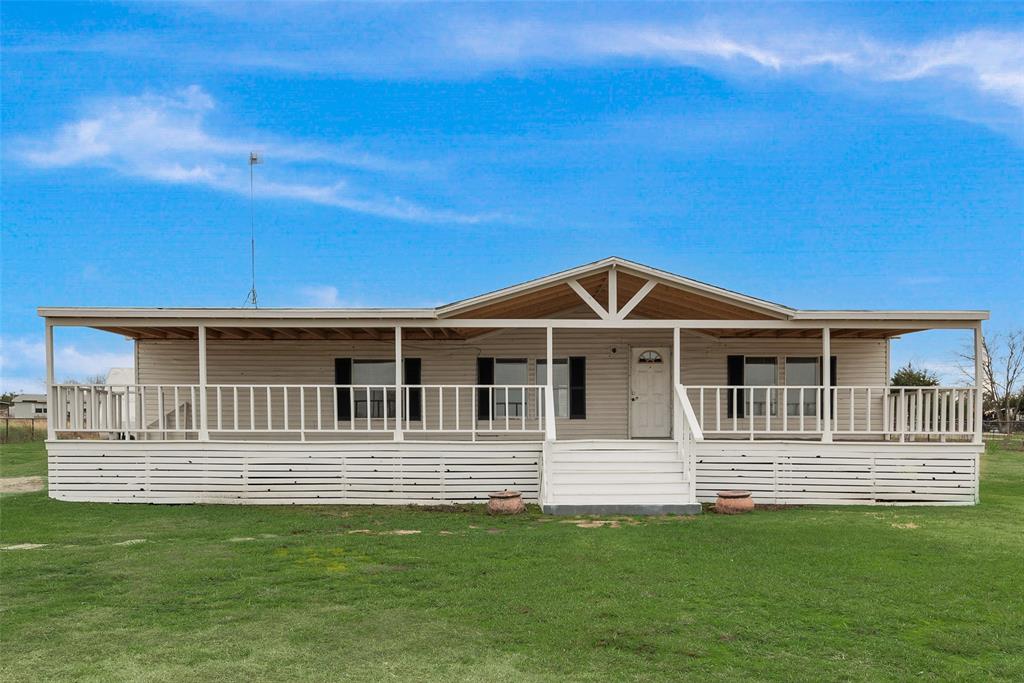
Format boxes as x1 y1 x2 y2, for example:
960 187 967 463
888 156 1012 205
2 440 1022 682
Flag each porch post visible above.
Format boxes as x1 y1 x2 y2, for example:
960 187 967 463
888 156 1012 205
546 326 554 439
45 320 55 440
672 327 681 387
974 323 984 444
821 327 832 443
394 326 404 441
198 324 209 440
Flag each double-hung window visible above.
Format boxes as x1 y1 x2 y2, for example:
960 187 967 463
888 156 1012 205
352 360 395 419
744 357 778 417
536 358 569 417
785 357 819 417
493 359 527 418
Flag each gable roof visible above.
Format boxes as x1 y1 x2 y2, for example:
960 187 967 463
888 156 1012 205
436 257 794 320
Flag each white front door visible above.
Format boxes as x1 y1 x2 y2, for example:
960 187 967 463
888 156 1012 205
629 347 671 438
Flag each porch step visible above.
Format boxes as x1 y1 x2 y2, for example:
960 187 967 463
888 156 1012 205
543 440 697 514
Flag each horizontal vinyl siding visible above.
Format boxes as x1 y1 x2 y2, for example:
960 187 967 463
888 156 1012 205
136 331 887 440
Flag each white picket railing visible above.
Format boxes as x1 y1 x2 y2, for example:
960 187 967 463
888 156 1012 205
52 384 199 436
682 385 979 440
52 383 549 439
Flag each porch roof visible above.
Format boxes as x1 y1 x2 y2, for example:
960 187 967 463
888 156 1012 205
38 256 987 341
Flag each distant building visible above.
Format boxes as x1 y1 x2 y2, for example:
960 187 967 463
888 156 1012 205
11 394 48 418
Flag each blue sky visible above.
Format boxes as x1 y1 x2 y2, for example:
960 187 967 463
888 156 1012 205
2 2 1022 392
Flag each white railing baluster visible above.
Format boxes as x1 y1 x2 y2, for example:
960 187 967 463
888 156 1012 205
716 388 721 432
158 386 165 433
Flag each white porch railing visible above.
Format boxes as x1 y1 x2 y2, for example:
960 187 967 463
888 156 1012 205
51 383 549 440
53 384 199 437
672 384 702 503
682 385 980 440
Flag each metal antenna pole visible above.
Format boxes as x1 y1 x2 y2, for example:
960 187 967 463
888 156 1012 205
247 151 262 307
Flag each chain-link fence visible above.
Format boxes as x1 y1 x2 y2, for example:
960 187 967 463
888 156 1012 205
982 419 1024 435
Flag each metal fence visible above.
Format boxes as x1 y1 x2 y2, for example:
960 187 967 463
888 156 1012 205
1 417 48 444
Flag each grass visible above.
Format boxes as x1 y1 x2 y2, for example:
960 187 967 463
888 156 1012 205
2 440 1022 682
0 441 47 478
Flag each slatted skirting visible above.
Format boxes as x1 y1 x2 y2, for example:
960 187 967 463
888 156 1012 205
47 441 541 505
694 441 981 505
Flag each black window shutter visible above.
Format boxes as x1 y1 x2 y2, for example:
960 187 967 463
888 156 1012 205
727 355 745 418
404 358 422 422
335 358 352 420
568 356 586 419
477 357 494 420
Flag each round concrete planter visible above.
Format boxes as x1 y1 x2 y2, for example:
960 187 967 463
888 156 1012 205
487 490 525 515
715 490 754 514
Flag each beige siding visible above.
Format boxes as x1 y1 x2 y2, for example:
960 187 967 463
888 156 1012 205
136 330 887 440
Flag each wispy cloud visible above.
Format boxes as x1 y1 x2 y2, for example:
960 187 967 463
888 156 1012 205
450 21 1024 125
298 285 344 307
16 85 494 224
0 336 134 393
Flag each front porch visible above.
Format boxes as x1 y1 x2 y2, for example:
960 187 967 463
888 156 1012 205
39 257 987 509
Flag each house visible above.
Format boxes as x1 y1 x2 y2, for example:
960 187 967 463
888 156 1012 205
39 257 987 511
11 394 48 419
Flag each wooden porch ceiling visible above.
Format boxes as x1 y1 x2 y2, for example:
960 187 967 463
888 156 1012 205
446 266 781 321
92 323 915 342
93 326 472 342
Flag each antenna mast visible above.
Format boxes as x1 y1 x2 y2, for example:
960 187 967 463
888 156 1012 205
246 151 262 307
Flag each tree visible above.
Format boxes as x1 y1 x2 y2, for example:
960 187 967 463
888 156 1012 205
891 363 940 387
957 329 1024 434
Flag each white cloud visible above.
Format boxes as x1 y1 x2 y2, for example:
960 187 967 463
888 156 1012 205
17 86 494 224
450 22 1024 117
0 336 134 393
298 285 343 307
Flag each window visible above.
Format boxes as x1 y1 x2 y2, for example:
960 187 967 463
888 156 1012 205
786 357 819 416
493 359 528 418
335 358 421 422
744 357 778 416
638 350 663 363
537 359 569 417
352 360 395 419
35 407 47 414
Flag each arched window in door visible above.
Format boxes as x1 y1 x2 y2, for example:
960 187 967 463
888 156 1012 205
638 350 663 363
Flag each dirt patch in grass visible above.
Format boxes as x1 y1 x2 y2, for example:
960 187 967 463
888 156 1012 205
0 476 44 494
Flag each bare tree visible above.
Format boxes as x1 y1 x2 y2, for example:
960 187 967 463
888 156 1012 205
958 329 1024 434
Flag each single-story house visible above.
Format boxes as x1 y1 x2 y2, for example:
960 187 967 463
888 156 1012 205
11 394 48 419
40 257 987 512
